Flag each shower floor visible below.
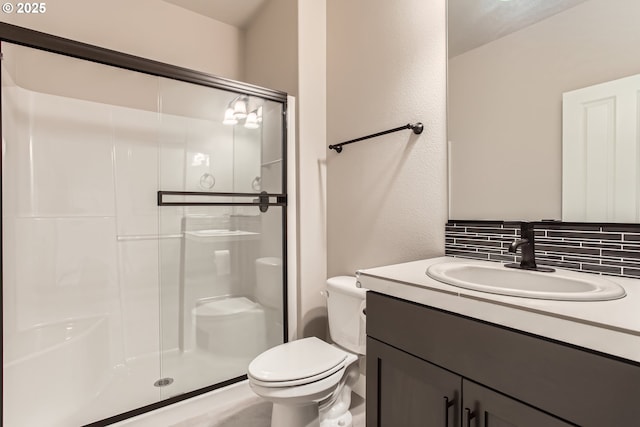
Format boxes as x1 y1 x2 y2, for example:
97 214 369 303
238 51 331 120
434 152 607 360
63 349 251 427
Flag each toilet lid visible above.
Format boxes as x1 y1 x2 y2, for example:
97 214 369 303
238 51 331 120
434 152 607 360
248 337 348 383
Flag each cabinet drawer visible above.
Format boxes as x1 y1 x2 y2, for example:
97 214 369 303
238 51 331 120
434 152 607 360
367 291 640 427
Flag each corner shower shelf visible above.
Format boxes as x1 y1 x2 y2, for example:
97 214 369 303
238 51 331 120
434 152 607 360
116 234 183 242
184 229 260 243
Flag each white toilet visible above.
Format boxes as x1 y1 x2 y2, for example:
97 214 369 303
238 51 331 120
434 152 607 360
248 276 367 427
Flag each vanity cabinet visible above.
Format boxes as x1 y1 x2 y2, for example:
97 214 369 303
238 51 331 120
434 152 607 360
367 337 460 427
368 338 571 427
461 380 572 427
366 292 640 427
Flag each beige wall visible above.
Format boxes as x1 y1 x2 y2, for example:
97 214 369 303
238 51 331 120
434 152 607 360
0 0 243 79
296 0 327 338
327 0 448 277
449 0 640 221
244 0 324 339
244 0 298 95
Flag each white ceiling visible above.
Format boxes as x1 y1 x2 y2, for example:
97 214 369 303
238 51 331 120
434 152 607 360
448 0 589 58
162 0 267 28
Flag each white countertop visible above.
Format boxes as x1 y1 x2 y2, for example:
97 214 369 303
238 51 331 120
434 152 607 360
357 256 640 363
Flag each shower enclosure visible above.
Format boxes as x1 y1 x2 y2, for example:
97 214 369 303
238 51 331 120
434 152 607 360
1 24 288 426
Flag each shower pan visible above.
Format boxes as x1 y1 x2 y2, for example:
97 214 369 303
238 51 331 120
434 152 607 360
1 24 289 426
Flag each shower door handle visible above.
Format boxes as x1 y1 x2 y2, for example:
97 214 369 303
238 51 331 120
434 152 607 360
157 191 286 209
257 191 269 212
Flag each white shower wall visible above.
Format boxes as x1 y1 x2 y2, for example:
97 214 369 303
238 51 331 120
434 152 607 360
3 80 240 368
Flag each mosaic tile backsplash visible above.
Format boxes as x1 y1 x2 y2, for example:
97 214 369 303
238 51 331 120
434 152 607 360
445 221 640 279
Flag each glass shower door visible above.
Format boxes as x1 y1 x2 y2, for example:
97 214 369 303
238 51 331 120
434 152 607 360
155 77 287 398
1 28 288 426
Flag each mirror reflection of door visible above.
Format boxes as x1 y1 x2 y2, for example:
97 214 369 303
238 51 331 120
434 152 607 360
562 73 640 222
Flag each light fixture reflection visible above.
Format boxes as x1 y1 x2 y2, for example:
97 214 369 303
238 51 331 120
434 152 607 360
232 96 248 119
223 95 263 128
244 111 260 129
223 107 238 125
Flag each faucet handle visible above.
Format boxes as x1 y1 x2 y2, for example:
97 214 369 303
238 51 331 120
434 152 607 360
519 221 535 237
505 223 555 272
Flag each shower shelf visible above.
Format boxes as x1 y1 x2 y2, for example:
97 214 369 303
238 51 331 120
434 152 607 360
116 231 259 243
116 234 182 242
184 229 260 243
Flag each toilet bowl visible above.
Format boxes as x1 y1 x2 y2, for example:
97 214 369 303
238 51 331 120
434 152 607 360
248 276 366 427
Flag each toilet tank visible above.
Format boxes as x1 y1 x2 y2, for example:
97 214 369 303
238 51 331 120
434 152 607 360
326 276 367 355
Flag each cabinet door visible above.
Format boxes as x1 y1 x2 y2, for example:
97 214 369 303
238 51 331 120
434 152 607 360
366 337 461 427
462 380 574 427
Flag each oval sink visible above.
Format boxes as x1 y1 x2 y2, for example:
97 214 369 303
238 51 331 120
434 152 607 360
426 261 626 301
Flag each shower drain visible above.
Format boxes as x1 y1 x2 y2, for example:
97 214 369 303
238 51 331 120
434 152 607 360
154 377 174 387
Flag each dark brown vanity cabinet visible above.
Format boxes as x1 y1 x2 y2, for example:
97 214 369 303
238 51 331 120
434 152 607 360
366 291 640 427
461 380 572 427
367 338 461 427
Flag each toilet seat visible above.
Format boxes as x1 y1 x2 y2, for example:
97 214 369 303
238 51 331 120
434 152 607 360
248 337 350 388
249 361 346 388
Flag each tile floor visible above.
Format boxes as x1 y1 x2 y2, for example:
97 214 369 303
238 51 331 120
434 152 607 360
172 392 365 427
117 381 365 427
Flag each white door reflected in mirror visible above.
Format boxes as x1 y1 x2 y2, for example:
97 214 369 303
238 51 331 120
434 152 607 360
562 73 640 222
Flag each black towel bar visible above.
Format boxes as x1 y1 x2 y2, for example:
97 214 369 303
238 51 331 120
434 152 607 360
329 122 423 153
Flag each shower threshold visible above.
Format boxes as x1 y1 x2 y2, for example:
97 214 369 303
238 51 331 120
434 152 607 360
63 350 250 427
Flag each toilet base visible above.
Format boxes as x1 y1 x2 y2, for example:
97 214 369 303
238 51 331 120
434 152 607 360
270 402 354 427
272 402 320 427
320 411 352 427
320 383 354 427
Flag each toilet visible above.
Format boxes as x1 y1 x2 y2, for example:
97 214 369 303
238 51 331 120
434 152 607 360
248 276 367 427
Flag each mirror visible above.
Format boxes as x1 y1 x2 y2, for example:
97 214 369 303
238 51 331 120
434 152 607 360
448 0 640 222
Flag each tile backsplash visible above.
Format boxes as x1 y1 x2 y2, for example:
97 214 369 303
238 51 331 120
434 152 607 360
445 221 640 279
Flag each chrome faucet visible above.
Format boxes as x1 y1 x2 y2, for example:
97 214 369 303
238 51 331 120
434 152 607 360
506 222 555 272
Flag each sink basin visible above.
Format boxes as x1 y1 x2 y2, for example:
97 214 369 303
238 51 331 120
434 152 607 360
426 261 626 301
